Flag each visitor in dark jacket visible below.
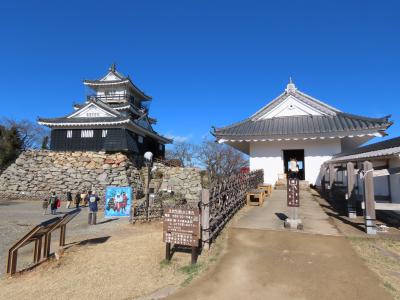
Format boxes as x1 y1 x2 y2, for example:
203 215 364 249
66 191 73 209
74 192 81 208
49 192 57 215
87 191 99 225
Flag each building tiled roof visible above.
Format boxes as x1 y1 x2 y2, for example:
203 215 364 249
38 99 172 144
251 90 340 119
327 137 400 163
214 113 392 140
38 116 130 125
83 66 152 101
214 83 392 141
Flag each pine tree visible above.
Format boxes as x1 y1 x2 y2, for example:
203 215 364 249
41 136 49 149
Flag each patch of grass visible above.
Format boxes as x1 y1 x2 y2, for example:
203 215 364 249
179 263 202 286
383 281 396 292
159 259 172 269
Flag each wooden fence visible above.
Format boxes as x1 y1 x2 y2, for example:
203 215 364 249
200 170 264 248
321 160 400 234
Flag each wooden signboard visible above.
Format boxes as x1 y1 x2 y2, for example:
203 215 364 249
287 178 300 207
163 207 200 247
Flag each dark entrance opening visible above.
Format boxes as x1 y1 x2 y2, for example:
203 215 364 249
283 149 305 180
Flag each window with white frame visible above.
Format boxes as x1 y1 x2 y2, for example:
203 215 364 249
159 144 163 151
66 130 73 138
81 130 94 138
102 129 108 138
138 135 144 143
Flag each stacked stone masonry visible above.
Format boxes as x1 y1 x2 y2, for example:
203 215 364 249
150 162 202 202
0 150 203 203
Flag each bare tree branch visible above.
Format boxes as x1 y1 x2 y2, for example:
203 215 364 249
0 118 49 150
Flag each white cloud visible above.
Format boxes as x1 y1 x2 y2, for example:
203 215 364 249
165 133 193 143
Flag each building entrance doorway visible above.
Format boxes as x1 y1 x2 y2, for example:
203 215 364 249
283 149 305 180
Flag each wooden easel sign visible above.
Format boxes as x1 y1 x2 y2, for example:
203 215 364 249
163 207 200 264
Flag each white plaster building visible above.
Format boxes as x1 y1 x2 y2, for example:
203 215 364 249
213 81 392 185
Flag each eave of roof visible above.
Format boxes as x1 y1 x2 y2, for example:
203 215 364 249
37 117 172 144
325 137 400 163
214 114 392 141
38 117 131 126
83 78 152 101
127 121 172 144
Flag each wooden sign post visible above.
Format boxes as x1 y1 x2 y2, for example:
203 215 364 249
284 177 303 230
287 178 300 207
163 207 200 264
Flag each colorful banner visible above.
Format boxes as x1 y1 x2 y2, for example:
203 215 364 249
104 186 132 217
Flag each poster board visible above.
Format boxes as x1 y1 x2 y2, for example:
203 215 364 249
163 208 200 247
105 186 132 217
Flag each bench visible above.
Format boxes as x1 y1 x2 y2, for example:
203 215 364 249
247 189 265 206
257 183 272 196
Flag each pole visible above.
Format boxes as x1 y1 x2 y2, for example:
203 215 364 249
191 246 198 265
165 242 171 261
201 189 210 250
363 161 376 234
146 163 151 221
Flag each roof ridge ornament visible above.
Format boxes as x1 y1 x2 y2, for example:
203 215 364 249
109 63 116 72
285 77 297 93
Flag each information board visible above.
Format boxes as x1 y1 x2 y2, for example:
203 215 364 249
287 178 300 207
163 208 200 247
104 186 132 217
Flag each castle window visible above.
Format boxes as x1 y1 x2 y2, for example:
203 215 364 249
105 89 117 95
102 129 108 138
86 112 100 117
138 135 144 143
81 130 94 138
66 130 73 138
159 144 163 151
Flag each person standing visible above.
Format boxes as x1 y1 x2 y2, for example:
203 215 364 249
49 192 57 215
74 192 81 208
42 198 49 215
55 195 61 214
81 190 88 207
66 191 73 209
288 158 299 179
87 191 99 225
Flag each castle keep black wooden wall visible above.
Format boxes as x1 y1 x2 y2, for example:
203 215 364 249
50 129 165 158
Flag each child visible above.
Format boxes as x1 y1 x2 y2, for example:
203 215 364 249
42 198 49 215
50 192 57 214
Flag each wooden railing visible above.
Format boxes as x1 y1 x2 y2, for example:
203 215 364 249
6 209 80 276
200 170 264 248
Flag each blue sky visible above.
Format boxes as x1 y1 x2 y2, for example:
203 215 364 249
1 1 399 146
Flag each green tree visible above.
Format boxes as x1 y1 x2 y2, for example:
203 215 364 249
41 136 49 149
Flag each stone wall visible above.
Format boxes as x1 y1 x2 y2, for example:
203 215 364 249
149 162 202 202
0 150 143 200
0 151 203 203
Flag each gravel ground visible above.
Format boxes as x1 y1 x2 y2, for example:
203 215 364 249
0 199 131 276
0 199 227 300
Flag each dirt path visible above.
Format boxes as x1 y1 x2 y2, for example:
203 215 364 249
169 228 392 300
168 189 393 300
